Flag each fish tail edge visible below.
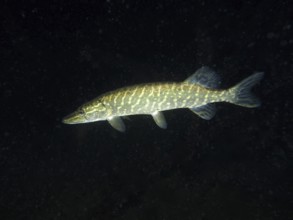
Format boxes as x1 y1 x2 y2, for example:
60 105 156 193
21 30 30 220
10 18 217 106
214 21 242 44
228 72 264 108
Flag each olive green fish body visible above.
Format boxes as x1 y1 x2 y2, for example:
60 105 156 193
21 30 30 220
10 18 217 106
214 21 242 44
98 82 221 116
63 67 263 132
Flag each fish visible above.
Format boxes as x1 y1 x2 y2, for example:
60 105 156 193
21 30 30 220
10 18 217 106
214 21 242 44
62 66 264 132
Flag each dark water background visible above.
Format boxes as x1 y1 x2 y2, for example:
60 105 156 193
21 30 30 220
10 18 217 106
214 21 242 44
1 0 293 219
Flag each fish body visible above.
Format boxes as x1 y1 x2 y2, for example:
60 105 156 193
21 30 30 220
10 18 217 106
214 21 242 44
63 67 263 131
99 82 222 115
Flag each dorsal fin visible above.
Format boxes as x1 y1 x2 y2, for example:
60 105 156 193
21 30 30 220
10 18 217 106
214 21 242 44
184 66 221 89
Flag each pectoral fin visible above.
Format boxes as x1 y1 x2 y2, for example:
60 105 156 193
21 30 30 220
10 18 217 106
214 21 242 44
152 111 167 129
107 117 126 132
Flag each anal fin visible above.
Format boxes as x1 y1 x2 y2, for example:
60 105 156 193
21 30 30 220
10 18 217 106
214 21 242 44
107 117 126 132
152 111 167 129
190 104 216 120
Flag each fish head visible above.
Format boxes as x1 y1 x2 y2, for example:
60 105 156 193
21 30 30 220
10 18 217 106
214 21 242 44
62 100 109 124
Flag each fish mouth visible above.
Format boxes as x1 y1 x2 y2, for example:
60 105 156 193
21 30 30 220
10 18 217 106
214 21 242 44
62 114 73 124
62 112 81 124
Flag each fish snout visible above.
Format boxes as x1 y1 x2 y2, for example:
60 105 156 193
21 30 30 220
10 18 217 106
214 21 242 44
62 111 83 124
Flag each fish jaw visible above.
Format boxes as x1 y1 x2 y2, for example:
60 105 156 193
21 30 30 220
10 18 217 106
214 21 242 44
62 110 86 124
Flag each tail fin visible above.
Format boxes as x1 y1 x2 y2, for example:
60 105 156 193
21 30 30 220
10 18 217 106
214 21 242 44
229 72 264 108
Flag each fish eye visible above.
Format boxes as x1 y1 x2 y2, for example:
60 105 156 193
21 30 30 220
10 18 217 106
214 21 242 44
77 107 85 115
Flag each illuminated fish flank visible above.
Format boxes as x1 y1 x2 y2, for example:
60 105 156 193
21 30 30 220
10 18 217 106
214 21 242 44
63 67 264 132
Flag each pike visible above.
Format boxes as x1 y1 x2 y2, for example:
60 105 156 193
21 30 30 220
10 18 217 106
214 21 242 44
63 67 263 132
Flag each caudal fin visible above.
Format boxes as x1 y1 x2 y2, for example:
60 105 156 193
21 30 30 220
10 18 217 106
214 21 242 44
229 72 264 108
